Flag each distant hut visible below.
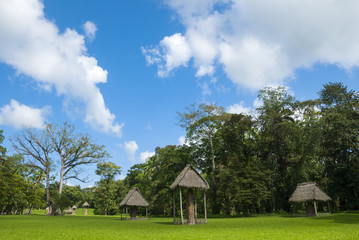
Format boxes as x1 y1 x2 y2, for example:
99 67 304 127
170 164 210 225
289 182 331 217
120 187 149 220
82 201 90 215
72 205 77 215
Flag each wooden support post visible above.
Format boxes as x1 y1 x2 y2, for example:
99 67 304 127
179 187 184 225
204 191 207 223
314 200 317 216
125 206 128 220
173 191 176 224
146 207 148 219
328 202 331 214
195 198 197 224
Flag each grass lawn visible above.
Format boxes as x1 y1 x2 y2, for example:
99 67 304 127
0 213 358 240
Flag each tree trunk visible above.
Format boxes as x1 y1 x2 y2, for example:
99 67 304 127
186 188 195 225
58 160 65 196
130 207 136 220
46 169 53 215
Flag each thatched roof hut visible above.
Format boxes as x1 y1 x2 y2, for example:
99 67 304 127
120 187 149 207
120 187 149 220
72 205 77 210
289 182 331 217
170 164 210 190
82 201 90 215
171 164 209 225
289 182 331 202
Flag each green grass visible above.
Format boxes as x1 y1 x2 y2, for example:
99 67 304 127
0 213 358 240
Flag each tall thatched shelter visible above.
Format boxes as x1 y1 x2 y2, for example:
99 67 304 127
289 182 331 217
82 201 90 215
120 187 149 220
170 164 210 225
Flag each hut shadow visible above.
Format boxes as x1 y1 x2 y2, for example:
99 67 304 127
154 222 175 225
308 213 359 224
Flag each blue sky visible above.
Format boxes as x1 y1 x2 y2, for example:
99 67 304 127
0 0 358 187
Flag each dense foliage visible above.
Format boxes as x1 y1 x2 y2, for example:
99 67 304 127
0 82 358 216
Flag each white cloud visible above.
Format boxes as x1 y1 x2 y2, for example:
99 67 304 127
144 0 359 90
253 98 263 109
83 21 97 40
139 151 155 163
64 181 74 187
143 33 192 77
227 101 252 115
178 136 186 145
0 0 123 137
123 141 138 162
118 174 126 180
0 100 50 129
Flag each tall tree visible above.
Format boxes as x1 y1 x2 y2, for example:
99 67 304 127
178 103 224 213
46 123 109 197
319 82 359 210
94 162 121 215
256 87 298 211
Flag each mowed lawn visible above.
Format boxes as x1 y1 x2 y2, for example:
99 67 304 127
0 213 358 240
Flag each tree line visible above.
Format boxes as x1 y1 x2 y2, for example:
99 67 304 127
0 82 358 216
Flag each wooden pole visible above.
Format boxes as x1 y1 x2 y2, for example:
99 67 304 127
179 187 184 225
146 207 148 219
173 191 176 224
195 198 197 224
204 191 207 223
328 202 331 214
314 200 317 216
126 206 128 220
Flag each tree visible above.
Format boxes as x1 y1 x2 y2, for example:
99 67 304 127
319 82 359 210
256 87 299 211
178 103 224 214
94 162 121 215
46 122 109 197
217 113 270 215
11 128 53 213
11 123 108 214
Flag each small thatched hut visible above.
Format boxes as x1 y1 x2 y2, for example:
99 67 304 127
289 182 331 217
120 187 149 220
82 201 90 215
170 164 210 225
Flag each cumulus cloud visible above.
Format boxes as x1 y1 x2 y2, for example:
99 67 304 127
227 101 252 115
118 174 126 180
0 100 50 129
139 151 155 163
144 0 359 90
178 136 186 145
83 21 97 40
123 141 138 162
64 181 74 187
0 0 123 137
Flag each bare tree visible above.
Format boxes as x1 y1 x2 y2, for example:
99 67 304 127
11 123 109 215
46 123 109 196
11 128 53 214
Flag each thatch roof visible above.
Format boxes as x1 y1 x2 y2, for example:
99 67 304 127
82 201 90 207
170 164 210 190
72 205 77 209
289 182 331 202
120 187 149 207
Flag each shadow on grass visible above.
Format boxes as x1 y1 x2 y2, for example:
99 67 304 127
154 221 174 225
279 212 359 224
309 213 359 224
